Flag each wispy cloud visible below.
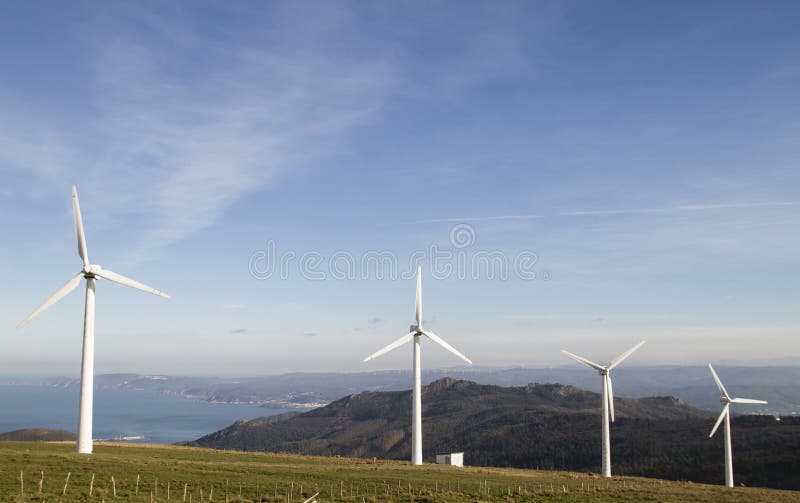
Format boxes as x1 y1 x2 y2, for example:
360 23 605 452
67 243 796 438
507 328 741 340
406 201 799 225
399 214 544 225
559 201 800 217
503 314 564 321
97 40 394 257
504 314 693 322
222 304 246 310
591 314 695 322
1 6 398 260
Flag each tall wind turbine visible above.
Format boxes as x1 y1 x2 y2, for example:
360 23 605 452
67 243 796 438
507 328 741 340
363 266 472 465
17 186 170 454
561 341 645 478
708 364 767 488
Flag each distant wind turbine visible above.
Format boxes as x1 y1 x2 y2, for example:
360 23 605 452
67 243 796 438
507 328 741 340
363 266 472 465
17 186 170 454
560 341 645 477
708 364 767 488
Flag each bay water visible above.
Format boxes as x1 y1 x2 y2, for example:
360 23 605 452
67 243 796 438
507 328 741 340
0 386 288 444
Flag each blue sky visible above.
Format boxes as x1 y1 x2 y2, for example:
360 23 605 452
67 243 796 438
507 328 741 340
1 1 798 375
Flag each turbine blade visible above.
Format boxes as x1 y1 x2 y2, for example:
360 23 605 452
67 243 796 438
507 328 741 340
607 374 615 423
415 266 422 328
561 350 604 371
94 269 170 299
708 364 732 401
731 398 768 404
72 185 89 266
422 330 472 364
363 332 415 362
607 341 646 370
18 273 84 328
709 404 729 437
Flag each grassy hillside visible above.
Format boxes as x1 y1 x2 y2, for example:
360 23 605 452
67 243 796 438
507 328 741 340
186 378 800 489
0 441 797 502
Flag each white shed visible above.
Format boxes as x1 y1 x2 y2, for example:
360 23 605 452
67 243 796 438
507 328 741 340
435 452 464 467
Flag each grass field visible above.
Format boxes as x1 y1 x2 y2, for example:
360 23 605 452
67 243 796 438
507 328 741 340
0 441 796 502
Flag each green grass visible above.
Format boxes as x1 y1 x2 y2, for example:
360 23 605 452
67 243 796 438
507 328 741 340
0 441 796 502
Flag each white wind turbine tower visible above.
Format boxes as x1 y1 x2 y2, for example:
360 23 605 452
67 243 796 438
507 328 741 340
17 185 170 454
561 341 645 478
363 266 472 465
708 363 767 488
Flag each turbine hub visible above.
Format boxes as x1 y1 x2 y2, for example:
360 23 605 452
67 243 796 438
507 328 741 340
411 324 421 335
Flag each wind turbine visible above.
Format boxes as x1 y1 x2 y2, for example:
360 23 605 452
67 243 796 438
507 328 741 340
363 266 472 465
708 363 767 488
561 341 645 477
17 185 170 454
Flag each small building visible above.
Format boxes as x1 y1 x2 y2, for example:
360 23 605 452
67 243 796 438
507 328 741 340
435 452 464 467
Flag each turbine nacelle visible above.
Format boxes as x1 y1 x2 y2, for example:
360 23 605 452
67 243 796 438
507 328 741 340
83 264 103 278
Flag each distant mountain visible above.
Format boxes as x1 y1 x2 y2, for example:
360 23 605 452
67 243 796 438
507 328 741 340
0 428 76 442
185 378 800 490
6 364 799 414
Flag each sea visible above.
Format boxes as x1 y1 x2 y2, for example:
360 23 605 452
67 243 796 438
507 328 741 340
0 386 287 444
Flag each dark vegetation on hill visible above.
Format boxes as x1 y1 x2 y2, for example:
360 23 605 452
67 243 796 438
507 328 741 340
0 428 76 441
186 378 800 490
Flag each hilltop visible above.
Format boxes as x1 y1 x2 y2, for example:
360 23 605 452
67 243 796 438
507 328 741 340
186 378 800 490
